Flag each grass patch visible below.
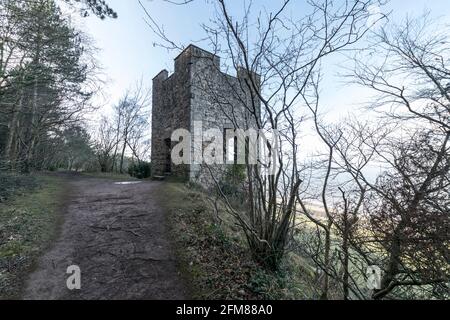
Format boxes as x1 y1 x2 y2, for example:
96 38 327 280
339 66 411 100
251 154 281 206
0 172 39 203
159 182 316 300
0 174 68 299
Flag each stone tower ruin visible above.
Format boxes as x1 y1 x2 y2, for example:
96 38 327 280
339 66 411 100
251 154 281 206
151 44 260 184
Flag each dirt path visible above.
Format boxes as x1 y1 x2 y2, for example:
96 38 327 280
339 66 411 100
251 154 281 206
23 174 187 300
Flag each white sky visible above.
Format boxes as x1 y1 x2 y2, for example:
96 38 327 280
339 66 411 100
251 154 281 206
73 0 450 109
68 0 450 161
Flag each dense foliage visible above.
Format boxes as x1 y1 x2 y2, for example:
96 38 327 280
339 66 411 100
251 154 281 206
0 0 97 172
128 161 152 179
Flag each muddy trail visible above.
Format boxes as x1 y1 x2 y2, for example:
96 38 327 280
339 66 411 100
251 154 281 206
23 173 187 300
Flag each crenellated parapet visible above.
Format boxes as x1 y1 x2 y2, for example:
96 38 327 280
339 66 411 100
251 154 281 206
151 44 261 183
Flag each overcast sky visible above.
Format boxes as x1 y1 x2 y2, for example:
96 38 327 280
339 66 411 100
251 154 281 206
75 0 450 110
68 0 450 164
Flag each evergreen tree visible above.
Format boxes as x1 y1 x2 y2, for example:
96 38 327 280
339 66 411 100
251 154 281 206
0 0 97 171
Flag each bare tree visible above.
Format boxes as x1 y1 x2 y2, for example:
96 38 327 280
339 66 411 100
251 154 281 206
293 75 389 299
112 82 151 173
343 14 450 299
142 0 387 274
94 116 117 172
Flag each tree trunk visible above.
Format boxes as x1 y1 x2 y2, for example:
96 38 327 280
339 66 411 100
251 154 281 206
342 214 350 300
24 74 40 172
119 138 127 174
5 87 24 168
321 229 331 300
23 20 42 173
373 230 401 300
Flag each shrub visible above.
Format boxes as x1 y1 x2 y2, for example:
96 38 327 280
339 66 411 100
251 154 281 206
128 161 151 179
219 164 246 197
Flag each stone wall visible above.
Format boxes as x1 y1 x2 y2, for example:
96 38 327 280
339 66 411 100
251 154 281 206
188 47 261 186
151 44 261 185
151 61 191 178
